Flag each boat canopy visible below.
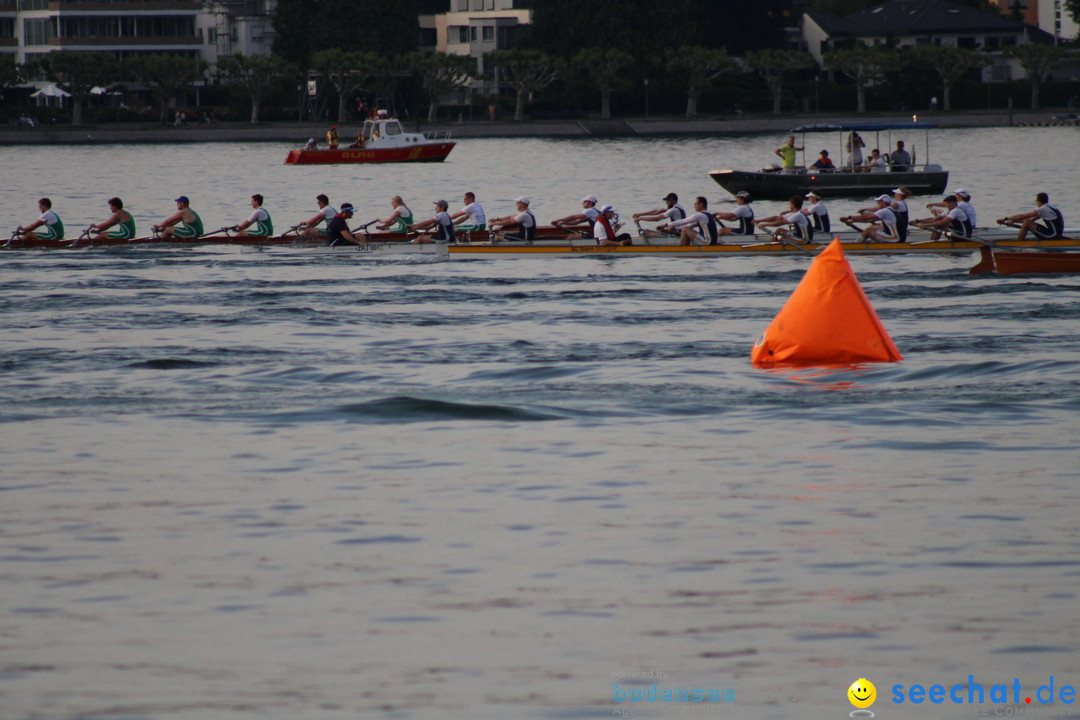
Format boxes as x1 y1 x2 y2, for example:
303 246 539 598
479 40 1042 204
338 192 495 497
791 122 939 132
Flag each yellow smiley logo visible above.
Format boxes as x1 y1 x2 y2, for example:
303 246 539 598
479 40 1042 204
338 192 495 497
848 678 876 709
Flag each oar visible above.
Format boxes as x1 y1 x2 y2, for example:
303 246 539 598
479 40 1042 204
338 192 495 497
771 230 816 256
3 228 25 249
65 225 96 248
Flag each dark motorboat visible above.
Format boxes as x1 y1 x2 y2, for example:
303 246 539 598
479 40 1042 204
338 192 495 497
709 122 949 200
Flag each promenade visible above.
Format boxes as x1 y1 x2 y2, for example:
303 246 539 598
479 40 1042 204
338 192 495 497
0 109 1070 146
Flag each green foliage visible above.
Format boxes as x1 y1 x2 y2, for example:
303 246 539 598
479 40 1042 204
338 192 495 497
44 51 119 125
126 54 208 123
666 46 737 117
806 0 996 14
824 45 892 113
911 46 987 111
1068 0 1080 26
408 52 474 122
0 55 22 90
1005 43 1068 109
572 48 634 119
527 0 699 57
312 49 385 123
273 0 420 70
745 48 812 115
486 49 560 121
217 54 296 124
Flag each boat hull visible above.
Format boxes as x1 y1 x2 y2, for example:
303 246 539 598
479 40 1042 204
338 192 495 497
709 168 949 200
974 247 1080 275
284 143 455 165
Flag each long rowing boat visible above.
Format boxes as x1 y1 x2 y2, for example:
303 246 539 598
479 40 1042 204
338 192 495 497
970 246 1080 275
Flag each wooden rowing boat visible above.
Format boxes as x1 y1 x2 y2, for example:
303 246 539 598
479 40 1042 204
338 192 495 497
970 246 1080 275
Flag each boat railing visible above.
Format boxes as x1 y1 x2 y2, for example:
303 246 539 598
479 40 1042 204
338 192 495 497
423 130 452 142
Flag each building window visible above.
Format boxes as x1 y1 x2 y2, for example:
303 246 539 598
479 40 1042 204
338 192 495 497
207 28 217 43
482 26 494 41
455 0 468 9
19 0 50 10
23 17 53 46
0 18 15 39
451 25 468 43
470 25 477 41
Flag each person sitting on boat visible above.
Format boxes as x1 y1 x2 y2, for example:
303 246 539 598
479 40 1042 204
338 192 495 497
594 205 633 246
450 192 486 233
801 191 830 234
325 202 365 247
17 197 65 242
755 196 813 243
846 131 865 170
714 191 755 238
912 195 971 240
890 141 912 172
810 149 835 172
997 192 1066 241
864 148 887 173
489 197 536 242
348 129 365 149
232 194 273 237
327 125 339 150
774 135 804 175
154 196 203 240
664 196 720 246
891 188 911 243
376 196 414 233
300 194 337 241
926 189 977 229
841 195 900 243
90 197 136 242
304 138 318 151
409 199 457 244
552 195 601 238
633 193 687 238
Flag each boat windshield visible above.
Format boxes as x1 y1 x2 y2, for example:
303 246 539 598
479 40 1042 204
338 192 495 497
362 121 374 140
385 121 402 136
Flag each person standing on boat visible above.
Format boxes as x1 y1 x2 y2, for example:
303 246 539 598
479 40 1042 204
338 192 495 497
665 196 720 246
593 205 633 246
633 193 686 238
810 149 835 172
325 202 365 246
490 197 536 242
552 195 601 237
17 198 65 242
774 135 804 175
913 195 971 240
846 131 865 170
802 191 830 234
90 197 136 242
756 196 813 243
841 195 899 242
890 141 912 172
409 199 457 244
154 196 203 240
232 194 273 237
714 191 756 238
300 194 337 241
997 193 1066 241
890 188 911 242
376 196 414 233
450 192 487 233
326 125 340 150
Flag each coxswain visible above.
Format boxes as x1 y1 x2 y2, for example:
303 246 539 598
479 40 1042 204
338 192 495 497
375 196 414 233
756 196 814 243
913 195 970 240
409 199 457 244
17 197 65 241
593 205 633 246
633 192 687 238
154 196 203 240
489 197 536 242
300 194 337 240
842 195 900 242
997 192 1066 241
90 197 136 242
802 191 830 234
714 191 755 238
450 192 486 233
326 202 365 246
664 196 720 246
232 194 273 237
327 125 339 150
552 195 601 238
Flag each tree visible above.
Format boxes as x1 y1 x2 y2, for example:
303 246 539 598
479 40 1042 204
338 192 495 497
44 51 118 125
0 55 23 91
409 52 474 123
666 47 737 118
527 0 699 59
126 54 208 123
273 0 420 69
217 54 294 124
745 49 812 116
572 48 634 120
1069 0 1080 26
312 49 384 123
486 49 559 121
1006 43 1067 110
911 46 987 112
824 46 891 114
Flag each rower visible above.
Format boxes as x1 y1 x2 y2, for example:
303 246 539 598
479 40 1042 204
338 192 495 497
300 194 337 240
232 194 273 237
154 195 203 240
802 191 830 234
927 189 977 229
489 197 536 242
593 205 633 246
913 195 971 240
375 196 414 233
450 192 487 233
756 195 813 243
997 192 1065 241
890 188 910 242
90 197 136 242
842 195 900 242
713 190 755 238
552 194 601 238
666 196 720 246
633 192 686 238
409 199 457 244
17 197 65 242
326 202 365 246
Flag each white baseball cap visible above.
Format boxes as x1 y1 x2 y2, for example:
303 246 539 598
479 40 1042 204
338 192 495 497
599 205 615 213
875 194 892 203
954 188 971 198
515 196 530 205
805 191 821 199
582 195 598 204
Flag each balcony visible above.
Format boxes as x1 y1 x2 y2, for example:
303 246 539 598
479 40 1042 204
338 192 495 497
50 34 199 45
51 2 202 10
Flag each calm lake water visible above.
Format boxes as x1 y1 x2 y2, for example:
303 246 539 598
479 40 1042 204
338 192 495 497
2 127 1080 720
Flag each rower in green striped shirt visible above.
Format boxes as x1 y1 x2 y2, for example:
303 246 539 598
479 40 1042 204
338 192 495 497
376 195 413 233
91 197 137 241
18 197 64 241
155 196 203 240
234 193 273 237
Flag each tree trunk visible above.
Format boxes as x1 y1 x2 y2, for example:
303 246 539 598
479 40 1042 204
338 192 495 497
943 81 952 113
428 99 438 123
685 92 698 118
71 98 83 126
856 86 866 114
337 94 348 123
771 81 783 115
1031 81 1040 110
250 97 260 124
514 88 526 121
601 89 611 120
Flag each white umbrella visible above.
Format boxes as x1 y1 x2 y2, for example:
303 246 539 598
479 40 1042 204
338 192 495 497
30 84 72 98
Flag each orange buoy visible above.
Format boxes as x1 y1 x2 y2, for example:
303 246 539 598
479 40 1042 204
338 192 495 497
751 238 902 366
